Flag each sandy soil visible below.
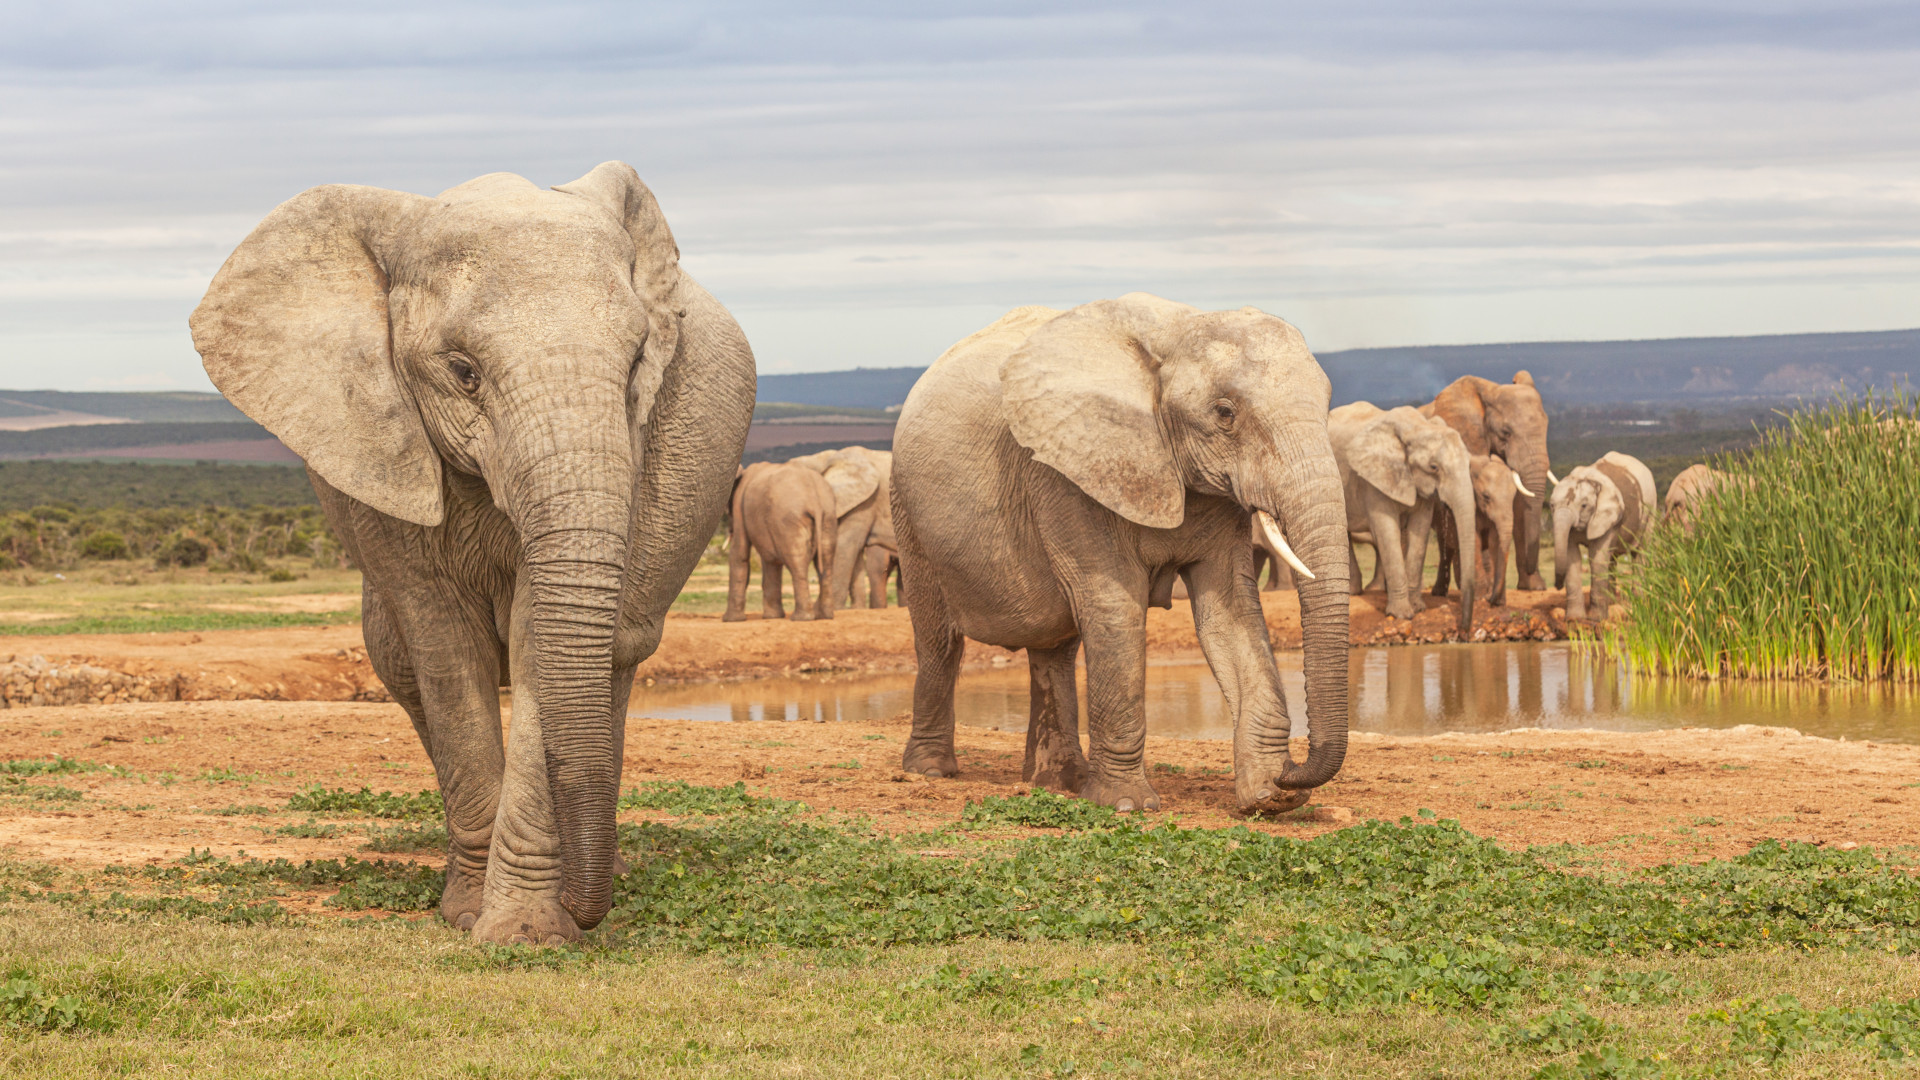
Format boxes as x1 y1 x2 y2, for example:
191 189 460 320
0 589 1571 702
3 694 1913 881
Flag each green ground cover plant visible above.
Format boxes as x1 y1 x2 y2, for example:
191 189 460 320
9 785 1920 1075
283 785 443 820
1616 393 1920 681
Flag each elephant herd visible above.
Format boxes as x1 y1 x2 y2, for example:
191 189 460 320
189 163 1745 944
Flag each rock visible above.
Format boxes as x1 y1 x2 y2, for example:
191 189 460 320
1309 805 1355 824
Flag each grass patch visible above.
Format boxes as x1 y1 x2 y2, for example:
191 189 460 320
961 789 1120 831
284 785 442 821
619 780 796 816
0 610 354 636
1617 393 1920 680
361 822 448 854
0 756 102 776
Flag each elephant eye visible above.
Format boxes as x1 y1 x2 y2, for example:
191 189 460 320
1212 400 1236 427
448 356 480 394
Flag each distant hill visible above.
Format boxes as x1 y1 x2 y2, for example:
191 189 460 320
0 390 247 423
751 328 1920 411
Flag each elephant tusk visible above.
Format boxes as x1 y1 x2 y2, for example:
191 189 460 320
1257 510 1315 582
1548 469 1561 486
1511 472 1538 499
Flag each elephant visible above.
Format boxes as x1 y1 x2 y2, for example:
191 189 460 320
1328 402 1477 634
189 163 756 944
1551 451 1656 620
1422 372 1551 589
1463 455 1526 608
891 293 1346 815
1664 464 1750 535
724 462 837 621
785 445 897 609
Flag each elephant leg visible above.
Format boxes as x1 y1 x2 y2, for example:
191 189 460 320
1403 502 1435 600
864 545 891 608
1023 638 1087 792
1563 541 1588 620
1369 508 1420 619
722 532 751 622
1363 539 1388 593
1348 542 1364 596
829 512 871 609
1431 506 1456 598
1183 553 1310 814
1589 535 1614 619
760 555 786 620
811 520 835 621
901 581 963 779
472 582 583 945
1515 491 1546 590
362 585 503 933
1485 520 1508 608
1075 591 1158 812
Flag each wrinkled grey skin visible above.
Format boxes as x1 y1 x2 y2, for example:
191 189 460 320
785 446 896 608
1552 452 1656 620
1423 373 1551 590
190 164 755 944
725 462 837 621
1328 403 1477 634
892 295 1351 815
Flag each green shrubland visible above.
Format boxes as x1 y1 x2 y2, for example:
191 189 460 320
1617 393 1920 681
0 503 340 573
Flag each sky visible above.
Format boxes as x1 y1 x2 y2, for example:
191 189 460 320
1 2 1917 391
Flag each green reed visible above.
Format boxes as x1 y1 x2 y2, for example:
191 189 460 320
1613 392 1920 681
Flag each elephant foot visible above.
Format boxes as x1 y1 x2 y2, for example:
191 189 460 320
721 610 747 623
1025 749 1087 794
1234 766 1314 816
815 607 834 621
1385 600 1421 620
789 609 815 622
470 901 583 947
1080 773 1160 814
440 862 486 931
901 740 959 779
1522 574 1545 591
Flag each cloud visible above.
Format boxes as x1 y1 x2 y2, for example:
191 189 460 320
0 2 1916 388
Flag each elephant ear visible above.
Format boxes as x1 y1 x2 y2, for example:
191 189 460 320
1000 298 1186 529
190 184 444 526
554 162 683 426
1588 472 1624 538
1348 417 1417 506
821 456 881 516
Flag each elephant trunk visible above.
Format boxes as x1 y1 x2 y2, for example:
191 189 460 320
1263 458 1351 791
1552 512 1572 591
1508 444 1550 585
1441 475 1477 636
505 389 634 932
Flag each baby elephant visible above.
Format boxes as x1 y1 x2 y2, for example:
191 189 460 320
725 462 837 621
1663 463 1745 535
1550 451 1656 620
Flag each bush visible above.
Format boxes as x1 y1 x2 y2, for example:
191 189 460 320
1617 393 1920 680
154 534 209 568
78 531 129 560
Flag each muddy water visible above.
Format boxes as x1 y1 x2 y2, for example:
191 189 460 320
628 642 1920 744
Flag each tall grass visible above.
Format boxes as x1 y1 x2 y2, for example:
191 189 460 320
1614 392 1920 681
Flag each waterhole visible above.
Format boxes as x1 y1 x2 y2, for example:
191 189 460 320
629 642 1920 744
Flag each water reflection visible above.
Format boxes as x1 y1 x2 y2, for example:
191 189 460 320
628 643 1920 744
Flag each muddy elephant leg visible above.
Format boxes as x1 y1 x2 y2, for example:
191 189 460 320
901 581 963 778
473 582 585 945
761 555 786 620
723 531 752 622
864 545 891 608
1075 591 1158 812
1023 638 1087 792
362 587 503 932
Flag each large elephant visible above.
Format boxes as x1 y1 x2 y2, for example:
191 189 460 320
190 164 755 944
1551 451 1656 620
724 462 837 621
1423 372 1551 589
1328 403 1477 633
786 445 897 608
892 294 1346 815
